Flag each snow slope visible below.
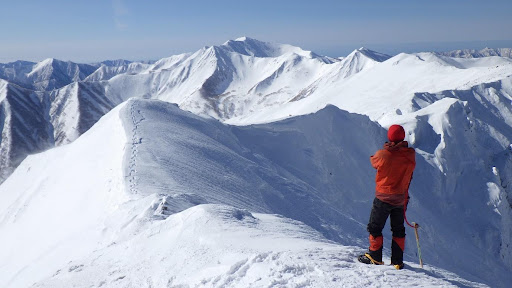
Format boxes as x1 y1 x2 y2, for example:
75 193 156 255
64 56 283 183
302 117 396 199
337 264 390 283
32 205 484 288
0 99 501 287
0 101 127 287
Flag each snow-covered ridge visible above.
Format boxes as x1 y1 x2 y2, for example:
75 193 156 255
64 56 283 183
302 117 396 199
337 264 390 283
0 99 497 287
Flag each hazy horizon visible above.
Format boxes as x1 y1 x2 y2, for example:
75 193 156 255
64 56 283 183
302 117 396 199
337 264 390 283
2 38 512 64
1 0 511 63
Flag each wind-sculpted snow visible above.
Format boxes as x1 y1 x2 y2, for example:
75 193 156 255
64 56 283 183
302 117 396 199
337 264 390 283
0 99 491 287
120 99 383 243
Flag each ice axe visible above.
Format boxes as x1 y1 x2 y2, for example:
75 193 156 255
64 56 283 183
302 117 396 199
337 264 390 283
411 222 423 268
404 175 423 268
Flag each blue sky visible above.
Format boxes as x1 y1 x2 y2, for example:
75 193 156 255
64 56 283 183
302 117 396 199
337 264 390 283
1 0 511 63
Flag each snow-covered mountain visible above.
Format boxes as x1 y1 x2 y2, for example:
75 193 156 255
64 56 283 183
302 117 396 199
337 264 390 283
0 58 153 91
0 80 53 181
1 37 512 287
49 81 118 144
0 58 98 91
0 58 152 182
100 38 385 120
0 38 388 183
438 47 512 58
0 99 495 287
0 79 116 182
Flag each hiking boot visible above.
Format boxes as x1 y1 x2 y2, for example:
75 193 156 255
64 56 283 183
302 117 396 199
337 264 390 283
392 262 404 270
358 253 384 265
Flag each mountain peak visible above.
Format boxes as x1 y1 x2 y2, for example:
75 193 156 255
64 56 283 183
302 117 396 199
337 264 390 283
220 37 284 58
29 58 56 75
40 58 56 65
350 47 391 62
220 37 334 63
234 36 251 42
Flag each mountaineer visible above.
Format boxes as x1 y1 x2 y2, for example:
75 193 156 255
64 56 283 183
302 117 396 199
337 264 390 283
358 124 416 270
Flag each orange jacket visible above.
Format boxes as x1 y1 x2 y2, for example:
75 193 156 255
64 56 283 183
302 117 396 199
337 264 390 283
370 141 416 206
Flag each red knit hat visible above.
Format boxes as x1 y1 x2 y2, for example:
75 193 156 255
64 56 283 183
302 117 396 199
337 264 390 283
388 124 405 142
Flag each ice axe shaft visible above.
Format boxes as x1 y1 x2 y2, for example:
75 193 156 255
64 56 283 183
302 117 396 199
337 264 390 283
413 222 423 268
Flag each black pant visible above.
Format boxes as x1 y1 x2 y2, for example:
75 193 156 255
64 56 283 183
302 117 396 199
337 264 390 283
367 197 406 264
367 198 406 238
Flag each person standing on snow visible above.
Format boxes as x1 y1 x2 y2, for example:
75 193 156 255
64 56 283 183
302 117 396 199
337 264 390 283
358 124 416 270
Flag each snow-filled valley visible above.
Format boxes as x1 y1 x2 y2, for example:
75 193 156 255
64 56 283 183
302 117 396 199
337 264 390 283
1 37 512 287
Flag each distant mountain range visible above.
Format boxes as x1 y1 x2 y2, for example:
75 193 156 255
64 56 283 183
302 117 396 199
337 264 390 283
0 38 391 183
438 47 512 58
2 38 512 185
1 38 511 184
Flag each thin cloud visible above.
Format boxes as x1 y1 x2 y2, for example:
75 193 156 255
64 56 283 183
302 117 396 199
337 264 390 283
112 0 129 30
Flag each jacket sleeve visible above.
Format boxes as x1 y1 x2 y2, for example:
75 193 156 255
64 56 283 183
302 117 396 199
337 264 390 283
370 150 384 169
